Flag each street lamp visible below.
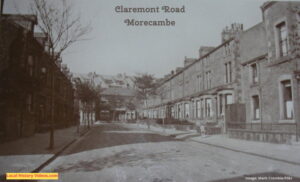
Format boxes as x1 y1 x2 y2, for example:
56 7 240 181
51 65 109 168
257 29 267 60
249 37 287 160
41 67 47 74
39 67 47 132
41 62 55 150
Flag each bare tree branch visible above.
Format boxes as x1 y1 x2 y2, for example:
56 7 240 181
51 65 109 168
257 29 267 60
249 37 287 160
30 0 91 60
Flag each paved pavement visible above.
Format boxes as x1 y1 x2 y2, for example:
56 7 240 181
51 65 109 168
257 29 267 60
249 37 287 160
125 123 300 165
39 123 300 182
0 126 88 176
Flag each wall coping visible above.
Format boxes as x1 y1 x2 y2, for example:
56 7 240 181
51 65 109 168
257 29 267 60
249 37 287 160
228 128 296 135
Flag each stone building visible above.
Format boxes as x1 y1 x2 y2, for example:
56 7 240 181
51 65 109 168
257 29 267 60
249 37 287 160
143 23 243 131
72 75 97 127
73 73 137 122
74 72 135 89
100 87 137 121
142 1 300 142
235 1 300 142
0 13 75 142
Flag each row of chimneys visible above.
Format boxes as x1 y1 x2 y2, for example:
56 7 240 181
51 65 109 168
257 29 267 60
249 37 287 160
222 23 243 32
163 23 244 80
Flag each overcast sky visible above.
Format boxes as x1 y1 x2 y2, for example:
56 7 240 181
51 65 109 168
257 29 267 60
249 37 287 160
4 0 264 77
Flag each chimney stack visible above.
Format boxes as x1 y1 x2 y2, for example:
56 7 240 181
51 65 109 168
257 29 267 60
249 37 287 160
221 23 243 43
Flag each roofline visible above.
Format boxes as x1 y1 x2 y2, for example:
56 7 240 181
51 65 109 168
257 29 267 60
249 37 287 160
241 54 267 66
157 13 270 88
157 38 234 87
242 22 264 34
2 14 38 24
260 1 277 12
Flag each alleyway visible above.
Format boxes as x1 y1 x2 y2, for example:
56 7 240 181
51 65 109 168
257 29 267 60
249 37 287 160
39 123 300 182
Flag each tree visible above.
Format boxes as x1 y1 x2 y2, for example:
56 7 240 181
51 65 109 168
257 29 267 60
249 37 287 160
134 73 156 98
126 101 136 111
30 0 91 59
30 0 91 149
74 78 101 129
134 73 157 118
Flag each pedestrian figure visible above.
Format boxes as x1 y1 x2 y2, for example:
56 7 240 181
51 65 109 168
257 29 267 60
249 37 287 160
200 124 206 137
147 120 150 130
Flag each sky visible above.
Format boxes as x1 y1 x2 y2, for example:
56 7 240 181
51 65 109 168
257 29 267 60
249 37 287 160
3 0 264 77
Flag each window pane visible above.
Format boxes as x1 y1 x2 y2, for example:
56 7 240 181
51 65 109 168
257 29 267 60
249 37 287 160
286 101 293 119
185 103 189 118
277 22 288 56
251 64 258 83
205 98 212 117
282 40 288 56
172 107 175 118
225 94 233 105
196 100 201 118
252 95 260 119
225 63 228 83
219 95 223 115
229 62 232 82
279 23 287 40
281 80 293 119
283 81 292 101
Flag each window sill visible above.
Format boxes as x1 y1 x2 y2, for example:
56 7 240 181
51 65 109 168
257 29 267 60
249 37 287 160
278 119 295 123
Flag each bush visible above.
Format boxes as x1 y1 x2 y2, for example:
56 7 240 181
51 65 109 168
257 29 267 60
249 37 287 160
155 118 193 125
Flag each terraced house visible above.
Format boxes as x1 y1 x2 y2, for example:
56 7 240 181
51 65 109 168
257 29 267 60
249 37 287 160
0 12 76 142
142 1 300 143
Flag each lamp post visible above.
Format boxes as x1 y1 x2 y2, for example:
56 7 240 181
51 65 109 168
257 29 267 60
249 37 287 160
40 66 54 149
46 61 55 150
49 62 56 149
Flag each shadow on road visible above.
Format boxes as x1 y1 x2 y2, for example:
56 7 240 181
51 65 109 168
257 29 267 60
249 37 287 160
55 148 180 173
62 124 180 155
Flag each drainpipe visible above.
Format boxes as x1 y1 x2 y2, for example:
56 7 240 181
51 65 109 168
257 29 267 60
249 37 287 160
223 96 227 134
295 71 300 142
258 63 263 131
293 32 300 141
215 95 218 124
259 87 263 130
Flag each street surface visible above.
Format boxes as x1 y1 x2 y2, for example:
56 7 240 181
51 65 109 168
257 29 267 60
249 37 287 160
41 123 300 182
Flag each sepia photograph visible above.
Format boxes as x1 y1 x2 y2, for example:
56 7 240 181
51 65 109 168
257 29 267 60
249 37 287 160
1 0 300 181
